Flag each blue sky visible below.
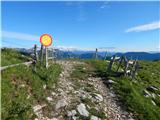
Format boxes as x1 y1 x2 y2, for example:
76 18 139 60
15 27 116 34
1 1 160 52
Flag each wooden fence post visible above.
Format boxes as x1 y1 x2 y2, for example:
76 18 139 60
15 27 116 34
34 44 38 61
116 56 123 72
132 60 139 78
45 47 48 68
107 55 116 71
40 44 44 64
124 57 129 76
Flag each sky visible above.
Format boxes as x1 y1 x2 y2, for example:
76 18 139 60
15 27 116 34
1 1 160 52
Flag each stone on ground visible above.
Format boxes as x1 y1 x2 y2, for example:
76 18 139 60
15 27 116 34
77 103 89 117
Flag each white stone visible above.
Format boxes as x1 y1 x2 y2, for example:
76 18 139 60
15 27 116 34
77 103 89 117
33 104 46 112
55 99 68 110
143 90 151 97
51 92 56 96
27 94 30 99
94 93 103 102
107 79 115 84
50 118 58 120
20 84 25 88
67 110 77 117
151 100 156 106
43 84 46 89
90 115 101 120
47 97 53 102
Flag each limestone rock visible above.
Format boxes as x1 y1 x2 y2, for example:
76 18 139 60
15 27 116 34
77 103 89 117
93 93 103 102
47 97 53 102
55 99 68 110
90 115 101 120
106 79 116 84
67 110 77 120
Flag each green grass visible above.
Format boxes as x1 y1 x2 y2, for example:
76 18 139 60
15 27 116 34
85 59 160 120
1 48 31 66
1 63 61 120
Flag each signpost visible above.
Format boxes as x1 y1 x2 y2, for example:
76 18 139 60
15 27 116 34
40 34 52 68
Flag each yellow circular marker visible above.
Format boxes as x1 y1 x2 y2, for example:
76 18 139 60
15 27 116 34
40 34 52 47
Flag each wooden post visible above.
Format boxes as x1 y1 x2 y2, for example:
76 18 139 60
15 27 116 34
124 59 129 76
117 56 123 72
34 44 38 61
107 55 116 71
95 48 98 59
104 51 107 60
45 47 48 68
132 60 139 78
40 44 44 65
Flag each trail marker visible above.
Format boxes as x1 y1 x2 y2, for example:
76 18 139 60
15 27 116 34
40 34 52 68
40 34 52 47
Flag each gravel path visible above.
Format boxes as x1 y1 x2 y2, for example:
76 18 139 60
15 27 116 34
33 60 134 120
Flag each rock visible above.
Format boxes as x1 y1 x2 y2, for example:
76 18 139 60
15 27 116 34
43 84 46 89
33 104 46 112
77 103 89 117
151 100 156 106
27 94 31 99
55 99 68 110
108 92 116 97
20 84 25 88
47 97 53 102
93 93 103 102
143 90 151 97
51 92 56 96
67 110 77 120
106 79 116 84
147 86 158 92
50 118 58 120
67 110 77 116
90 115 101 120
151 93 156 99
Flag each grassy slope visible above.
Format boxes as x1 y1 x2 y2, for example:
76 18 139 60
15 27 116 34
1 48 31 66
85 59 160 120
1 49 62 120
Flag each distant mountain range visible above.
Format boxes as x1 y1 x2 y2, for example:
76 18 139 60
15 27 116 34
115 52 160 60
4 47 160 61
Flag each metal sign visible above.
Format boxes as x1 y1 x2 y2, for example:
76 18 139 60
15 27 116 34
40 34 52 47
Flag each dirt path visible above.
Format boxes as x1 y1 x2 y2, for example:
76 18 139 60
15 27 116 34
33 60 134 120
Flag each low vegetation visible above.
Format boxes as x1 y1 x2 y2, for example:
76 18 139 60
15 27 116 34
1 49 61 120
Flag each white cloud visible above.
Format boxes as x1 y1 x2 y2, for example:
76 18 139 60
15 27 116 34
125 21 160 33
1 31 39 40
100 1 110 9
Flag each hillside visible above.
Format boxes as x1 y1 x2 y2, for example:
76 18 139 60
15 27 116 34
1 48 160 120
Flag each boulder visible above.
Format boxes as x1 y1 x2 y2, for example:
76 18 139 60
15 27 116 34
55 99 68 110
90 115 101 120
77 103 89 117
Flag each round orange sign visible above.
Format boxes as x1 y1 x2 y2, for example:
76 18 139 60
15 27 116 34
40 34 52 47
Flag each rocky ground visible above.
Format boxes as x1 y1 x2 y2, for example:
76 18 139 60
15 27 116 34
33 60 134 120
